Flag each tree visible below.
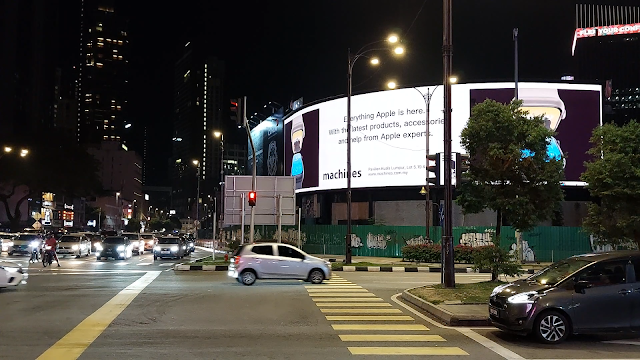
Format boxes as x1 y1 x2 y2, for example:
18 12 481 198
125 218 141 232
581 120 640 249
0 142 103 231
456 99 564 240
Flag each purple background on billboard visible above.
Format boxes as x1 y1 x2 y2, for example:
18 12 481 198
285 109 319 188
470 88 600 182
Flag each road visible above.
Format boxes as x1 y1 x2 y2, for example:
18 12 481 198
1 248 640 360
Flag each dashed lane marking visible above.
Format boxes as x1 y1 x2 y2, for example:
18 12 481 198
325 315 414 321
137 263 152 266
317 303 392 307
320 308 404 314
310 292 377 297
306 288 368 293
348 347 469 356
312 297 384 302
332 324 429 331
339 334 446 342
158 263 174 267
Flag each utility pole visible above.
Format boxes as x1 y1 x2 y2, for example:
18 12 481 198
514 28 519 100
442 0 455 288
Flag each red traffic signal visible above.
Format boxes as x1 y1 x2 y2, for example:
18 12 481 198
248 191 256 206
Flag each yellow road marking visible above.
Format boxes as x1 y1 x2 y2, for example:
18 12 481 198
310 293 376 297
37 271 161 360
316 303 392 307
320 308 403 314
326 315 414 321
340 334 445 342
307 288 368 292
312 297 383 302
348 347 469 355
305 285 362 288
332 324 430 331
324 281 352 283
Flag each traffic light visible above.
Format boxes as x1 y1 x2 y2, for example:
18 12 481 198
427 153 440 187
230 98 244 126
248 191 256 207
456 153 471 186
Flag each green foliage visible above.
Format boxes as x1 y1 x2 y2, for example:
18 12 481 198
401 244 478 264
168 215 182 231
0 142 103 231
581 120 640 248
125 218 141 232
456 99 564 234
472 245 523 281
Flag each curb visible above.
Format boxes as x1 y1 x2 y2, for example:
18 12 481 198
332 266 536 274
174 264 229 271
401 287 491 326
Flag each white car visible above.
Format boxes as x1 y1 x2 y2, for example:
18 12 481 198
122 232 144 255
0 261 25 288
228 243 331 286
57 234 92 258
1 233 15 252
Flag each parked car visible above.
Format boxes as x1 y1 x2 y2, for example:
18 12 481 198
7 234 43 256
153 236 187 260
140 233 157 251
489 250 640 344
0 261 25 288
56 234 92 258
122 232 144 255
96 236 133 260
228 243 332 286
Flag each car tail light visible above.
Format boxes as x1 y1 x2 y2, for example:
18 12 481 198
234 256 240 265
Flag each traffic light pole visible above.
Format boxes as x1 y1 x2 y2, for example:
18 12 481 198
241 97 256 244
442 0 455 288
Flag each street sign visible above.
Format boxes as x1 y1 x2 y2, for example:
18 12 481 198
32 221 42 230
224 176 296 226
32 212 42 221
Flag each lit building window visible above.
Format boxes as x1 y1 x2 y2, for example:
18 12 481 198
96 26 102 31
97 42 104 47
96 63 103 68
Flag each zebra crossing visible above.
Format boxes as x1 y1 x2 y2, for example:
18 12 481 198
306 275 468 356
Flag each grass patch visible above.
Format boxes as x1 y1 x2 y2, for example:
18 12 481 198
189 255 229 266
408 281 506 305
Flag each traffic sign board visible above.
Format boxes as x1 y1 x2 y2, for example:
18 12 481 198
32 213 42 221
32 221 42 230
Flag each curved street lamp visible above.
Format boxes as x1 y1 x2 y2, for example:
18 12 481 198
345 34 404 264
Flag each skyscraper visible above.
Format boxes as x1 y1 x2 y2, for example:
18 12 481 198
171 41 225 219
76 0 130 145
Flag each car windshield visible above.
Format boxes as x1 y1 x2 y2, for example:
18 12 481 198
18 235 39 241
158 238 179 244
233 245 245 257
141 234 154 239
103 237 125 244
528 258 594 285
59 236 80 242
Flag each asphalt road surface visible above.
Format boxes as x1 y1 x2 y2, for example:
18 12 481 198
2 249 640 360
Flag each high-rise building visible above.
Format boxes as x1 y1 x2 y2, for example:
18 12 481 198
0 0 63 143
76 0 130 145
572 4 640 124
171 42 225 219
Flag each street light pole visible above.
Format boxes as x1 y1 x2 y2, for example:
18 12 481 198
346 48 353 264
442 0 455 288
414 86 438 241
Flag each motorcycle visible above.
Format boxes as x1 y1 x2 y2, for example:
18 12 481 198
42 245 54 267
28 240 41 263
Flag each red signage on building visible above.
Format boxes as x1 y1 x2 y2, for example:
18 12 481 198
573 23 640 55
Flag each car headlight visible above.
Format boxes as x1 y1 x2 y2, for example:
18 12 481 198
95 243 103 251
29 241 40 248
72 245 79 250
507 291 539 304
6 241 14 247
491 284 511 297
117 245 125 251
170 245 179 252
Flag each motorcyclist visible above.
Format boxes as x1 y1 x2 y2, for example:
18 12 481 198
44 233 60 267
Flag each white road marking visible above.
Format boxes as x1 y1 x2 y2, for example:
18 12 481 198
602 340 640 346
137 263 152 266
158 263 174 267
391 293 524 360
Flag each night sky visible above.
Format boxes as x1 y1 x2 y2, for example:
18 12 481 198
78 0 636 184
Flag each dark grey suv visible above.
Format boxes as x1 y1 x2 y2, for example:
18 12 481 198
489 250 640 344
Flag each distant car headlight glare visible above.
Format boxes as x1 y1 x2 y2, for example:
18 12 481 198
95 243 103 251
72 245 79 250
117 245 125 251
171 245 179 252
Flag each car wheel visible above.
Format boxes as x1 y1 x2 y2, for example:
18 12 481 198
154 255 157 260
534 311 570 344
241 270 257 286
308 269 325 284
8 251 13 256
96 257 100 260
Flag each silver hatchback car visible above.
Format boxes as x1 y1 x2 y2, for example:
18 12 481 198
228 243 332 286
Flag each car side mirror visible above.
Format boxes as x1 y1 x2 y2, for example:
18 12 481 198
574 280 593 293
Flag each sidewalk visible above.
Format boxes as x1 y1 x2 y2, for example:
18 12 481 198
402 289 490 326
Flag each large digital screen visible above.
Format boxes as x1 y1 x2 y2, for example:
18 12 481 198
284 82 602 193
248 110 285 177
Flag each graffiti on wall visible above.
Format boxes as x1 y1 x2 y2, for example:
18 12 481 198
367 233 390 249
589 234 638 252
404 235 434 246
509 241 536 262
459 229 495 247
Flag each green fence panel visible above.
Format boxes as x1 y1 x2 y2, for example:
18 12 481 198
223 224 598 262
